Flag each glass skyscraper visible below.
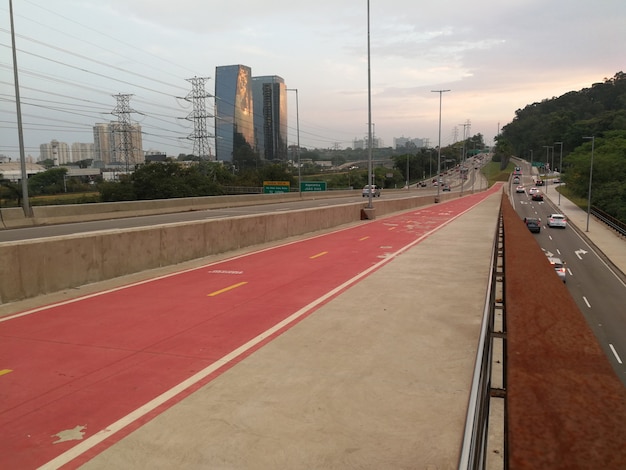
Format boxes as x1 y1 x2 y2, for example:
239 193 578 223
251 75 288 161
214 65 255 163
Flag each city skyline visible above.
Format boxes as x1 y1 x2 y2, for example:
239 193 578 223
1 0 624 160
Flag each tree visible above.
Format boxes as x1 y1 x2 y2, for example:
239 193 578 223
28 167 67 195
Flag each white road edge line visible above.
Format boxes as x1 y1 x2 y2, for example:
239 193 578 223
583 296 591 308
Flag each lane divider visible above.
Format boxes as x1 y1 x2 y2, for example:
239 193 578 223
309 251 328 259
207 282 248 297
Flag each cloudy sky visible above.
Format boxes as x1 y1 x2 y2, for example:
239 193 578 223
1 0 624 159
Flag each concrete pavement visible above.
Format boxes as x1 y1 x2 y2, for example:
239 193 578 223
74 190 503 469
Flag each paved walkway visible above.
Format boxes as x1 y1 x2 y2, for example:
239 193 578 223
75 191 503 469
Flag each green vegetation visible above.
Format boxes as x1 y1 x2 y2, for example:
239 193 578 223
495 71 626 222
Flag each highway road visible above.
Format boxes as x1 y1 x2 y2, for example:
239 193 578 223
0 190 426 243
0 162 487 244
509 161 626 386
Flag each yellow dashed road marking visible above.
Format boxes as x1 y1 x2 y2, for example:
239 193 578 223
310 251 328 259
0 369 12 377
359 236 369 241
208 282 248 297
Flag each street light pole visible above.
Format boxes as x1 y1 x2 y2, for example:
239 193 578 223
9 0 32 217
554 141 563 205
366 0 374 209
431 89 450 201
583 136 595 232
542 145 552 192
286 88 301 196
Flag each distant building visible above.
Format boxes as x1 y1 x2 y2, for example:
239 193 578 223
251 75 288 161
40 139 71 165
214 65 255 162
71 142 95 161
93 122 143 167
352 137 383 149
393 136 425 149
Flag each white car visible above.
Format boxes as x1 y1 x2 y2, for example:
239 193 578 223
528 187 539 196
362 185 381 197
548 214 567 228
547 256 567 283
516 185 525 193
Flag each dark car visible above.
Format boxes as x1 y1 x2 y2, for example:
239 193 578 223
535 179 544 186
524 217 541 233
531 192 544 201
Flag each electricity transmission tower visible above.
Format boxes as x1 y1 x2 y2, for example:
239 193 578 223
184 77 214 160
111 93 137 172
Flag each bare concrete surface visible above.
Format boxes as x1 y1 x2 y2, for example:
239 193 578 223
76 192 502 470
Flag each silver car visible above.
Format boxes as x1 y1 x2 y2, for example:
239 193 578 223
362 185 381 197
548 214 567 228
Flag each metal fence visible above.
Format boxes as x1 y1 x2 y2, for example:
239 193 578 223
591 206 626 236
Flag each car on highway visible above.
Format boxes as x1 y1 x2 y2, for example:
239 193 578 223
547 256 567 283
362 185 381 197
516 185 525 193
524 217 541 233
531 192 544 201
535 179 544 186
442 184 451 191
548 214 567 228
528 187 539 196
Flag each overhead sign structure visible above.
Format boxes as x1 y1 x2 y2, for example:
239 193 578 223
300 181 327 192
263 181 290 193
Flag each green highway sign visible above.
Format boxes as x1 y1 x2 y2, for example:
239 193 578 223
300 181 327 192
532 162 545 167
263 181 290 193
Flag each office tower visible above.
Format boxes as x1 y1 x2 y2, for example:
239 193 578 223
252 75 288 161
214 65 255 163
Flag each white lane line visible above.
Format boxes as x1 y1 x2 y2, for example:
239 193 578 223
609 344 623 364
556 249 561 255
583 296 591 308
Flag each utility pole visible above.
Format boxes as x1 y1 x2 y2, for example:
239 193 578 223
111 94 137 172
184 77 214 160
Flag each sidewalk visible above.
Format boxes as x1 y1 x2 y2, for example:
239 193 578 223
79 191 503 469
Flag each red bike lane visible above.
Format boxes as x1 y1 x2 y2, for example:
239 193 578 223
0 185 500 469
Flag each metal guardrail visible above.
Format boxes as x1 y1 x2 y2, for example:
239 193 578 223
591 206 626 236
458 211 505 470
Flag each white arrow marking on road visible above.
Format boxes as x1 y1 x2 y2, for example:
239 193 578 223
543 249 554 258
575 249 588 260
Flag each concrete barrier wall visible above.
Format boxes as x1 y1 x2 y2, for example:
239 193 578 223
0 190 359 228
0 192 458 304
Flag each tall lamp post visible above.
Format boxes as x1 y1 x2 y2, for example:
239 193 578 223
366 0 375 209
554 141 563 205
583 136 595 232
542 145 553 192
286 88 301 196
431 89 450 201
